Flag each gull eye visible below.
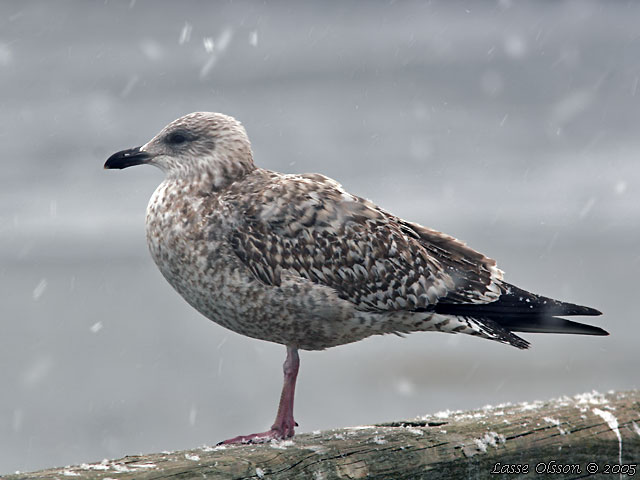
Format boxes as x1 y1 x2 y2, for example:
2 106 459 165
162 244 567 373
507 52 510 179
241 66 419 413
166 132 189 145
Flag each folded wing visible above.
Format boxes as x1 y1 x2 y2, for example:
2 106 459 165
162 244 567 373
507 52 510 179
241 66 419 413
226 172 504 312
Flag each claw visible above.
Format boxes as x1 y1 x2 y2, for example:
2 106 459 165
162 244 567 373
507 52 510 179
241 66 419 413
217 347 300 446
218 426 294 445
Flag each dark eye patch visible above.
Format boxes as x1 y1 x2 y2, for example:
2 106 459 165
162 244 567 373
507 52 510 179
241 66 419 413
165 130 196 146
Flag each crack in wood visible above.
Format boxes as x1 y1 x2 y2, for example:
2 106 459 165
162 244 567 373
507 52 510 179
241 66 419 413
376 420 448 427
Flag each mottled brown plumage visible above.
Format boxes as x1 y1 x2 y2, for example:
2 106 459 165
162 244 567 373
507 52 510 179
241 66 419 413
105 111 606 443
226 169 504 313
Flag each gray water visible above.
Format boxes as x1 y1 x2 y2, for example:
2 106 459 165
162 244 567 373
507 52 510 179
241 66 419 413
1 0 639 474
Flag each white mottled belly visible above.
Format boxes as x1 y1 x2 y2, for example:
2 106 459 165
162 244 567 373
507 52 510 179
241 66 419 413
143 181 492 350
144 180 364 350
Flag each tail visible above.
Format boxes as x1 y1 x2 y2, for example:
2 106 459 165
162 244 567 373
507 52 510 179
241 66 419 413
433 283 608 349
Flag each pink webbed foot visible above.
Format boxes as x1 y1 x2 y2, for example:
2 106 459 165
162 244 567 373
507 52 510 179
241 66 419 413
218 420 298 445
218 346 300 446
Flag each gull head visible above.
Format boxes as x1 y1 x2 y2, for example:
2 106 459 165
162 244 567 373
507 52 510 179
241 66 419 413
105 112 255 185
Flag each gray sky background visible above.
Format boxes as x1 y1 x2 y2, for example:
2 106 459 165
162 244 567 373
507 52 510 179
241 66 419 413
1 0 638 474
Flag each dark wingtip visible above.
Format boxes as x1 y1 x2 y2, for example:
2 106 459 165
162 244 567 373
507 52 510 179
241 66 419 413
573 305 602 316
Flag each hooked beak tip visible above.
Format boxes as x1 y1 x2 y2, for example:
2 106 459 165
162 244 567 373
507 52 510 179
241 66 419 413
104 146 152 170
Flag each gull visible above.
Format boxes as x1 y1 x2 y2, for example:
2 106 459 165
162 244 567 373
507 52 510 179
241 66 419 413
105 112 607 444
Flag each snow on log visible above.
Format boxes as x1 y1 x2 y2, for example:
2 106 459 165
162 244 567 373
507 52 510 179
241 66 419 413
7 390 639 480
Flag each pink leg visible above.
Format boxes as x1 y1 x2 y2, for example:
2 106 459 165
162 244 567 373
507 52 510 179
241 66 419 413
219 346 300 444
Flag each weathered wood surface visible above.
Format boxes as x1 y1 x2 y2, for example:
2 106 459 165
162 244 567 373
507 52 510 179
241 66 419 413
7 390 639 480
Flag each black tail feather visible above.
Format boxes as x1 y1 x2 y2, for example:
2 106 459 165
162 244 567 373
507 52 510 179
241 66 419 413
434 283 602 318
490 316 608 336
433 282 608 337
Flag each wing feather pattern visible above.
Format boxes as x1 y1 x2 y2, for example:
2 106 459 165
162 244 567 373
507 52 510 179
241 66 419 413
225 171 503 313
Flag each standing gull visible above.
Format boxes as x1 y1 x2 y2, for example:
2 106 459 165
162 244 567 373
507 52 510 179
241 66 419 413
105 112 607 444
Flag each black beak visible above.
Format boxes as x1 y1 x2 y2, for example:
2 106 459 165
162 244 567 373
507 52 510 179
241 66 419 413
104 146 152 170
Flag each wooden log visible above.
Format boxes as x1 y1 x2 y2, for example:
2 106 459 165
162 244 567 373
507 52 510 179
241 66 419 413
7 390 639 480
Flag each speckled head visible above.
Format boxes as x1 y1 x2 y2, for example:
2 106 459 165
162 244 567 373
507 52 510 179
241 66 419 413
105 112 256 186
